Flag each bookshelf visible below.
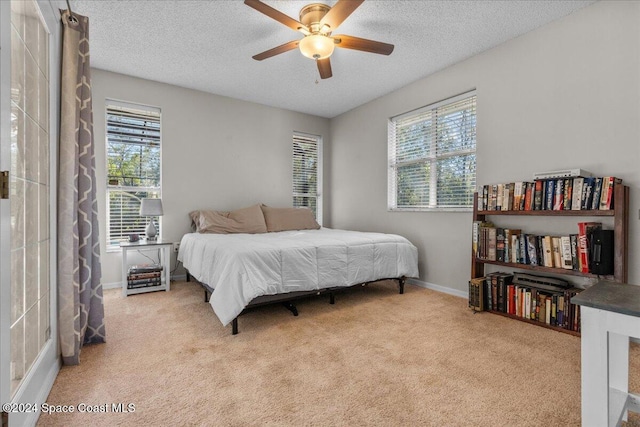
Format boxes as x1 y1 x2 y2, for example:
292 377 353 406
470 182 629 335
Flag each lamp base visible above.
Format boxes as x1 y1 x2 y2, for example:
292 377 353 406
145 220 158 241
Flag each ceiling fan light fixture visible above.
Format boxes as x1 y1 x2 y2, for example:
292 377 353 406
299 34 334 60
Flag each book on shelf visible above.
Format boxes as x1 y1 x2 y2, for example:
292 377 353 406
553 178 564 210
524 182 533 210
571 177 584 210
581 177 595 210
526 235 539 266
478 176 621 212
590 177 603 210
551 237 562 268
560 236 573 270
577 222 602 273
541 235 553 267
569 234 579 271
128 264 163 274
496 228 506 262
533 180 544 210
482 185 489 210
128 270 162 279
128 282 162 290
544 179 555 211
563 178 573 210
482 272 583 332
487 227 497 261
503 229 521 264
599 177 622 210
513 182 523 211
490 184 498 210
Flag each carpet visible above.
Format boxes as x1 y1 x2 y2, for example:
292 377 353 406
38 281 640 426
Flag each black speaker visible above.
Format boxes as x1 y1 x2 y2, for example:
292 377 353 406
589 229 614 275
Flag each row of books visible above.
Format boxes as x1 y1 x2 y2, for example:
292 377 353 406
472 221 609 274
469 273 582 332
479 176 621 212
127 264 163 289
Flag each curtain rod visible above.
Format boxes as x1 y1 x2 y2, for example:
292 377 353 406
65 0 79 24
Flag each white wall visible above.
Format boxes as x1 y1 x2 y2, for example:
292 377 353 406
329 1 640 293
91 70 330 285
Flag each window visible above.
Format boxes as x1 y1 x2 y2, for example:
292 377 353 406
106 101 161 249
388 91 476 211
293 132 322 224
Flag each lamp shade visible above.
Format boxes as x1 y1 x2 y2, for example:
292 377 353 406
140 198 164 216
299 34 335 60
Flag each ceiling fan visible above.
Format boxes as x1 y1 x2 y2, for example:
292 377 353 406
245 0 394 79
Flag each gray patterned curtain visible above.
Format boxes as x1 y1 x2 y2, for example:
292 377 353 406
58 9 105 366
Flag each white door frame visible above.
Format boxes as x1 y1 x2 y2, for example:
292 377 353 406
0 1 61 426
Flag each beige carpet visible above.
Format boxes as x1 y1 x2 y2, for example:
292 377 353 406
38 281 640 426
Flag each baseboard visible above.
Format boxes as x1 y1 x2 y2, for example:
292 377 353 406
102 281 122 290
407 278 468 299
29 358 61 426
11 348 62 427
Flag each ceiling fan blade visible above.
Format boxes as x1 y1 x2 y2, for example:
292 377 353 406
252 40 300 61
317 58 332 79
320 0 364 31
333 34 394 55
244 0 310 34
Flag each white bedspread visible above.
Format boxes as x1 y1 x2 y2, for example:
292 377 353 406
177 228 419 326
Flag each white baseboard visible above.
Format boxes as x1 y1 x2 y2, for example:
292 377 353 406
20 356 60 427
30 358 61 426
102 281 122 290
407 278 468 299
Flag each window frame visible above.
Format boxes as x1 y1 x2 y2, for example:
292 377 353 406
387 91 477 212
105 99 162 251
292 131 323 225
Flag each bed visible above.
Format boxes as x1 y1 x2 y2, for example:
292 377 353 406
177 205 419 334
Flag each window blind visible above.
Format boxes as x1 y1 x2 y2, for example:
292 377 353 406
388 92 476 210
106 103 161 246
293 133 321 221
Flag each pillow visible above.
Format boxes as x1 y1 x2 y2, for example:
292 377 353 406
260 206 320 232
188 210 201 231
194 204 267 234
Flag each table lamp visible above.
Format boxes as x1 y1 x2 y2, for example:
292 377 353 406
140 198 163 241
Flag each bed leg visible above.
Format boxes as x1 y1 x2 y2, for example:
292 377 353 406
282 302 299 316
329 292 335 305
186 271 191 282
232 318 238 335
399 277 405 294
204 289 210 303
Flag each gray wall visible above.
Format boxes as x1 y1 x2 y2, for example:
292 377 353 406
92 70 330 285
329 0 640 293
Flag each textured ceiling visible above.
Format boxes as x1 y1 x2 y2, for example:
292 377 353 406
70 0 595 118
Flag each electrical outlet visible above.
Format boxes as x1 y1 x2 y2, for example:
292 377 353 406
173 242 181 253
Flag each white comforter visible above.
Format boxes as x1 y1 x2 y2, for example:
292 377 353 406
177 228 419 326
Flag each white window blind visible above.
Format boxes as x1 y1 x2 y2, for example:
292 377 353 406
106 102 161 247
293 132 322 223
388 92 476 210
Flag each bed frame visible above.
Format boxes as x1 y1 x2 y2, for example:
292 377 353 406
186 271 406 335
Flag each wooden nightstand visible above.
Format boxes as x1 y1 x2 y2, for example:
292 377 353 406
120 240 172 296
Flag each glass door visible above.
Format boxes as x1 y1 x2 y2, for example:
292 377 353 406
1 1 59 424
9 0 51 396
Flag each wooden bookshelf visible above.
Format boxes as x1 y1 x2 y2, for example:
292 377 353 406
470 182 629 335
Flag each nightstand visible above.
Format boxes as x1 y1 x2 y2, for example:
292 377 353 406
120 240 172 296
